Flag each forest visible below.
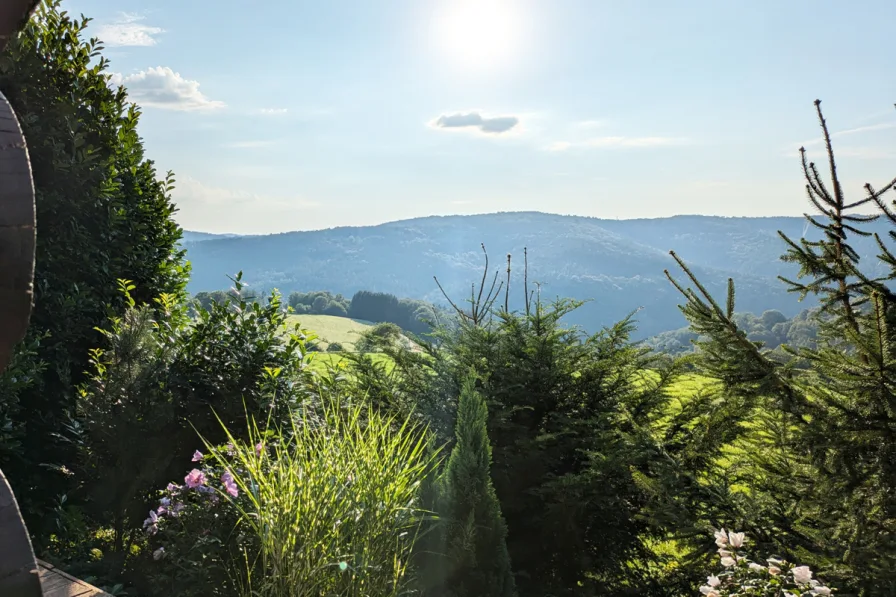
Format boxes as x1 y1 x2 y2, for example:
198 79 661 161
1 3 894 597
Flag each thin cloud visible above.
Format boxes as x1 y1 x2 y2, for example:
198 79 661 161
576 119 606 129
258 108 288 115
833 147 896 160
224 140 278 149
430 111 520 135
546 136 688 151
799 121 896 149
110 67 225 111
96 13 164 47
170 176 320 209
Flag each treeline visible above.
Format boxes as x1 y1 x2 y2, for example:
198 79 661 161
192 288 444 337
646 307 819 355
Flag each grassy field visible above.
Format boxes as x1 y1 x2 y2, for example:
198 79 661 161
305 352 395 375
284 314 375 351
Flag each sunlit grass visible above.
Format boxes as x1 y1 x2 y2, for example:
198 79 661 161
200 398 438 597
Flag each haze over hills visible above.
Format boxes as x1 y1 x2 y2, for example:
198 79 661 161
180 212 892 339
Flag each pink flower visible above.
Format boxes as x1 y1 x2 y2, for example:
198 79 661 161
192 450 203 462
185 469 207 489
221 471 239 498
255 442 264 456
720 556 736 567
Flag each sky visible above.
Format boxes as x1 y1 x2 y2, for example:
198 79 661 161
60 0 896 234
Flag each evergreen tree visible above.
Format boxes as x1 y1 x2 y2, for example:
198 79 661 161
436 374 516 597
353 246 675 596
663 100 896 595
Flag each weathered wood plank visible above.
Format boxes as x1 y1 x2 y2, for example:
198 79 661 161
0 470 41 597
37 561 111 597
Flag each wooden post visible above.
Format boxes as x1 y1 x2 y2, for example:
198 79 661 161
1 2 45 595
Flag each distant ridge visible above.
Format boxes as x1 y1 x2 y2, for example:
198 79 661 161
180 212 891 338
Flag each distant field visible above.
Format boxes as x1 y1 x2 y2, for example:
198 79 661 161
283 314 375 351
305 352 395 375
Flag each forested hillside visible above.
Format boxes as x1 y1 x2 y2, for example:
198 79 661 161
645 307 820 355
181 213 891 337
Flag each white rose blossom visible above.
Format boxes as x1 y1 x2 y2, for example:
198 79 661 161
792 565 813 585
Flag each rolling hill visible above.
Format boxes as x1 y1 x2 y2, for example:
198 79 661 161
181 212 892 339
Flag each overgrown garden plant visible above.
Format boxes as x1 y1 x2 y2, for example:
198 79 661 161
145 397 438 597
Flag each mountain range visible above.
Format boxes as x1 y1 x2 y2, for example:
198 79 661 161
180 212 892 339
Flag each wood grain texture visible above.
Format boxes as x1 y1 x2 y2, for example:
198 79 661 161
0 91 35 372
37 561 111 597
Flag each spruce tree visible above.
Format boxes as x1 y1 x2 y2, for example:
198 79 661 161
663 100 896 595
437 374 516 597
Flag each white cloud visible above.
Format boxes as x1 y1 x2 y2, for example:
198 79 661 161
110 67 225 111
95 13 164 47
429 111 520 135
545 136 688 151
258 108 288 115
576 119 606 129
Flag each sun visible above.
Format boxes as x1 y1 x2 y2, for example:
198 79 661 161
430 0 527 72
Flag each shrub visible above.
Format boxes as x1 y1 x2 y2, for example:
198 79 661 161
144 397 438 597
699 530 837 596
0 0 190 522
49 278 316 580
327 341 344 352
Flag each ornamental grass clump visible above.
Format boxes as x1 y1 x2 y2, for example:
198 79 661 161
146 397 437 597
699 530 836 597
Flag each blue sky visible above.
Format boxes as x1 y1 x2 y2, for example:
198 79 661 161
63 0 895 234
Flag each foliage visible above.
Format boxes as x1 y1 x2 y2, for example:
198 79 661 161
346 248 678 596
287 290 349 317
349 290 442 336
423 374 516 597
145 398 438 597
0 0 189 524
47 277 316 586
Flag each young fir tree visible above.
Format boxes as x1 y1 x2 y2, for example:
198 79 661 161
436 374 516 597
664 100 896 595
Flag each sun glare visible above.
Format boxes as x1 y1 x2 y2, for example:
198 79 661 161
431 0 526 72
